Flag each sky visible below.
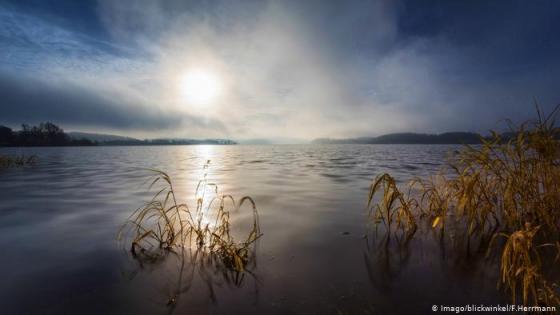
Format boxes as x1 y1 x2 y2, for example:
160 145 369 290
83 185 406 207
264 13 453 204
1 0 559 141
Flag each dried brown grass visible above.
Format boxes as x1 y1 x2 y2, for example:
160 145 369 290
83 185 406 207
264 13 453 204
367 105 560 306
119 161 262 273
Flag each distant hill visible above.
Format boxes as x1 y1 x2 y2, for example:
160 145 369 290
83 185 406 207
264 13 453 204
135 138 237 145
69 132 236 145
68 132 139 143
0 123 95 146
0 124 237 147
312 132 483 144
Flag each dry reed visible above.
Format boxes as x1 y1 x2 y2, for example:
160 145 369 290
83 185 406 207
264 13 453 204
0 154 37 168
119 160 262 273
367 104 560 306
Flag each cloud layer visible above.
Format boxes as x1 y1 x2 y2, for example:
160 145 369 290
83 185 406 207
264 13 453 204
1 0 560 140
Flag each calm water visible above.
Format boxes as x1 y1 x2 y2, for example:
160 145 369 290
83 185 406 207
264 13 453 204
0 145 506 314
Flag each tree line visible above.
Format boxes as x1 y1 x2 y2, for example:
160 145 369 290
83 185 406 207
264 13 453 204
0 122 95 146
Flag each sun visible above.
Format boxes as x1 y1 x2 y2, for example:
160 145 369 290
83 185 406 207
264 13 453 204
180 69 221 106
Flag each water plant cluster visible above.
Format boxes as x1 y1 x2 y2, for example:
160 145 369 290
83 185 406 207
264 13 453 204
0 154 37 168
119 161 262 273
368 106 560 307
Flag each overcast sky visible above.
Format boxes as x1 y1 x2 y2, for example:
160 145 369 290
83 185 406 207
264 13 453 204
1 0 559 140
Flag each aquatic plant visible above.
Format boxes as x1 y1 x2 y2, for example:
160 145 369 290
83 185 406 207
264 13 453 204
0 154 38 168
367 104 560 306
367 174 417 238
119 161 262 273
498 224 560 306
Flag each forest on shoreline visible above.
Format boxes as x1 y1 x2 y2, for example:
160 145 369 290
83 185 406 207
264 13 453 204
0 122 236 147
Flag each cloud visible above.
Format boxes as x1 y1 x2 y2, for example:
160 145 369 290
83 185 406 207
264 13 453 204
0 3 227 137
1 0 559 139
0 71 227 136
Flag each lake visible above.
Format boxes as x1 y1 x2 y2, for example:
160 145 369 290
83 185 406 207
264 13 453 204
0 145 506 314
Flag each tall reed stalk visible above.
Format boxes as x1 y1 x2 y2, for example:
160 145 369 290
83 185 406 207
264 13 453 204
368 105 560 306
119 161 262 272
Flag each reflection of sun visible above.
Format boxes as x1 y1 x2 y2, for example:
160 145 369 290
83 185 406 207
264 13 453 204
194 146 215 228
194 145 214 199
180 69 221 106
195 145 214 161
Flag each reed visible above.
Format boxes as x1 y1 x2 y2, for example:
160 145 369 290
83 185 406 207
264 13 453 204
367 104 560 306
367 173 417 237
0 154 37 168
119 161 262 272
498 224 560 306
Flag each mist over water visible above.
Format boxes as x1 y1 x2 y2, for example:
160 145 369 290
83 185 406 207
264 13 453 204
0 145 505 314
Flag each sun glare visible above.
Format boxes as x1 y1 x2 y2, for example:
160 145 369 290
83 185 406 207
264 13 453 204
180 69 221 106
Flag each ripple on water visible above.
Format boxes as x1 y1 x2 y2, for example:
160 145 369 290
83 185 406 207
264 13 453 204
0 143 497 314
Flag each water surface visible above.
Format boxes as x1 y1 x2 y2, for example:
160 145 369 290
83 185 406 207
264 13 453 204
0 145 505 314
